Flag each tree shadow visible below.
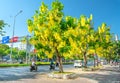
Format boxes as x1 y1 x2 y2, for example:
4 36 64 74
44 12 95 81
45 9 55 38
0 72 37 81
0 68 50 82
78 66 120 83
100 66 120 72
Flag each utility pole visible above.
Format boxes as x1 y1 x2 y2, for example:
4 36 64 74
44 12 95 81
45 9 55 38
26 35 31 64
10 10 22 62
26 35 29 64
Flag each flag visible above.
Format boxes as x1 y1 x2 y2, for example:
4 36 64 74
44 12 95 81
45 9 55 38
2 36 10 44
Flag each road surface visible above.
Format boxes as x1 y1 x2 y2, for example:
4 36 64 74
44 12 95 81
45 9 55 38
0 64 73 81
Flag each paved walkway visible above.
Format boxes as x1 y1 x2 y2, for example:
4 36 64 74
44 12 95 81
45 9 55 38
0 65 120 83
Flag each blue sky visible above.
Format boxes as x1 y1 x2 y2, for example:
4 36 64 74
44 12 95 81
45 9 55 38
0 0 120 43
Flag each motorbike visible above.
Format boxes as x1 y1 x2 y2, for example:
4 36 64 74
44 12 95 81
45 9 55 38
49 64 55 70
30 64 37 72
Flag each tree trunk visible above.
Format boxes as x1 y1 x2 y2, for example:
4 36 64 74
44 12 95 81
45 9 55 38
2 56 4 62
96 55 99 66
0 56 2 62
55 47 64 73
108 59 110 64
93 53 98 67
83 52 87 68
57 56 63 73
94 57 96 67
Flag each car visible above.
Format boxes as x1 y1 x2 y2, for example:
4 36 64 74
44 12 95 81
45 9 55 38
74 60 83 68
3 59 7 62
6 59 17 63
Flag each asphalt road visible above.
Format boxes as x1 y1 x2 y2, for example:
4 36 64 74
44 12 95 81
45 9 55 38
0 64 74 81
0 64 120 83
0 61 107 82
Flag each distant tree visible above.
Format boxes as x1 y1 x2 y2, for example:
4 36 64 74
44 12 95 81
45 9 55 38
0 20 8 36
111 40 120 61
18 50 26 61
0 44 10 60
11 48 19 59
117 41 120 56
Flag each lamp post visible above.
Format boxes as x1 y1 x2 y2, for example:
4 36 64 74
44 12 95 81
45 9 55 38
10 10 22 61
26 35 32 64
115 34 119 66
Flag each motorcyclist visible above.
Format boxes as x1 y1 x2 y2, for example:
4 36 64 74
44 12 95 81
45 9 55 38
30 59 37 71
31 59 35 67
50 60 54 67
50 59 55 70
55 61 59 67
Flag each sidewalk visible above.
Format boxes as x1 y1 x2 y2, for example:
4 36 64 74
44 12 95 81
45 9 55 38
1 65 120 83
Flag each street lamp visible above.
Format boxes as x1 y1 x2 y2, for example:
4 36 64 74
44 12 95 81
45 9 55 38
10 10 22 61
115 34 119 66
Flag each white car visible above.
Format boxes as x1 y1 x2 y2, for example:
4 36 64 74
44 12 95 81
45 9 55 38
6 59 17 63
74 60 83 68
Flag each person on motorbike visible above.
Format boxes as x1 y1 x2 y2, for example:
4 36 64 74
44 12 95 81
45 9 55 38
30 59 37 71
50 60 54 67
50 59 55 70
55 61 59 67
31 59 35 67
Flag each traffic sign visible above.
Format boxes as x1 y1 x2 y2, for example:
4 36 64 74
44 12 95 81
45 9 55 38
2 36 10 44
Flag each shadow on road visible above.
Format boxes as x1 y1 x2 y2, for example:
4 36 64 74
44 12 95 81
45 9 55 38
0 73 37 81
78 66 120 83
100 66 120 72
0 69 50 82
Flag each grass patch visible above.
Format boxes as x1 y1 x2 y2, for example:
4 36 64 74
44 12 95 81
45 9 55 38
0 62 73 67
0 63 29 67
35 62 73 66
36 62 50 65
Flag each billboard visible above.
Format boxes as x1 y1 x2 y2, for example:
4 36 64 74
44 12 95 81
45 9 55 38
9 36 18 43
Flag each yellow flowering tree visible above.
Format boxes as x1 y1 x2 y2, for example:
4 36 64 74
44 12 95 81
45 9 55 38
88 23 114 67
27 0 114 70
71 15 94 67
27 0 74 72
97 23 115 63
